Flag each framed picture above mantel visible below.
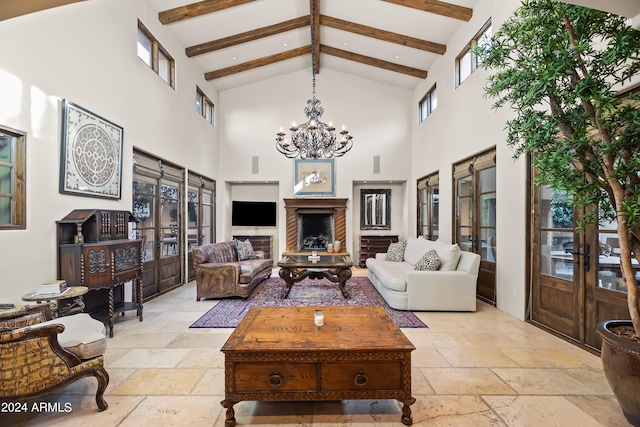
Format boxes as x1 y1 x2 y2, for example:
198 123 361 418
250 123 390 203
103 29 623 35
59 100 124 200
294 159 335 197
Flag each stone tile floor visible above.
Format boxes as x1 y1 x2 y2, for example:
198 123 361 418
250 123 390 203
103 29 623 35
3 269 631 426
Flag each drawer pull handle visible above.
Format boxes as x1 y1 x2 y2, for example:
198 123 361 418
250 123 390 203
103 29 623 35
269 372 283 388
354 371 368 387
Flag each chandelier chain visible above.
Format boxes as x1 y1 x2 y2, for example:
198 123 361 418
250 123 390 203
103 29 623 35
274 0 353 159
311 0 317 99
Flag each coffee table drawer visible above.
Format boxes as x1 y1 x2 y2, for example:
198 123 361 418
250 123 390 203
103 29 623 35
233 362 317 392
320 361 403 390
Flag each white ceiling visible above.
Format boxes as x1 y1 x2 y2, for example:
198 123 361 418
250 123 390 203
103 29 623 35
148 0 478 91
3 0 639 92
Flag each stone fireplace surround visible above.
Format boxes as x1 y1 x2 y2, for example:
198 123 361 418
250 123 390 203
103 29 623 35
283 198 348 255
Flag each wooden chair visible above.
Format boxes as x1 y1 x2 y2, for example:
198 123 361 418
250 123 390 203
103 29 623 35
0 305 109 411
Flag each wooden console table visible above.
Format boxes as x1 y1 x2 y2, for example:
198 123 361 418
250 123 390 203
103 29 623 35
221 306 416 426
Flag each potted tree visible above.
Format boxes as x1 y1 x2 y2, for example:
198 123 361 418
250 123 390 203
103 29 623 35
476 0 640 423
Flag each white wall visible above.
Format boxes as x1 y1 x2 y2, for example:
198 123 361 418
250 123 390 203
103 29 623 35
218 69 413 256
411 0 527 319
0 0 219 304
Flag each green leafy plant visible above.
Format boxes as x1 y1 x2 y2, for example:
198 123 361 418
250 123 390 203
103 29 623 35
476 0 640 335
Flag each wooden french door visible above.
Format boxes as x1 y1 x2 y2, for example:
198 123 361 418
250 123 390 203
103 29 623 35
453 149 497 305
187 173 215 282
531 186 583 340
531 184 631 350
132 150 184 300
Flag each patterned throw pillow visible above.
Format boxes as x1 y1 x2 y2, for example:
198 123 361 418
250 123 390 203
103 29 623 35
385 240 407 262
234 239 256 261
414 249 441 271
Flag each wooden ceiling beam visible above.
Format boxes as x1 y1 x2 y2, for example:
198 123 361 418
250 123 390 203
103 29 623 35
321 45 427 79
205 46 311 80
159 0 256 25
310 0 321 73
381 0 472 21
320 15 445 55
204 44 428 80
187 16 308 57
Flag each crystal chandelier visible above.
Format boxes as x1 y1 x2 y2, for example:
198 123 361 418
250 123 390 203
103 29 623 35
275 2 353 159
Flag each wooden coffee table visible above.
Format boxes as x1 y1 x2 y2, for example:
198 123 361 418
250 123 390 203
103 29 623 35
277 254 353 298
220 306 416 426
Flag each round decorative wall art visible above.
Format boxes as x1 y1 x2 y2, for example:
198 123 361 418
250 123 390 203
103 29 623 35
60 100 123 199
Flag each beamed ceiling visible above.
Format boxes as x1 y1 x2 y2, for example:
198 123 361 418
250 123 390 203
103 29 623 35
3 0 640 91
150 0 477 90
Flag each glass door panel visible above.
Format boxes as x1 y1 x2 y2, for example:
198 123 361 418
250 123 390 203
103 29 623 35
431 186 439 240
187 186 199 252
133 177 156 263
457 176 473 252
160 181 179 258
479 167 496 262
596 217 639 292
202 187 214 245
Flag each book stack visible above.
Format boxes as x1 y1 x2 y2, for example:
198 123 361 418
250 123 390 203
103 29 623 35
34 280 68 296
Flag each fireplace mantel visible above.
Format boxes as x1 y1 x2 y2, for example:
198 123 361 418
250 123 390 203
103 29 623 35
283 198 348 255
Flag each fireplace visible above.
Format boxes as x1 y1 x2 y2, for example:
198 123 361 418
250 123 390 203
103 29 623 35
283 198 348 255
298 210 334 251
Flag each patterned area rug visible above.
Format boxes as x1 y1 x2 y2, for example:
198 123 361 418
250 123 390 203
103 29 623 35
190 276 427 328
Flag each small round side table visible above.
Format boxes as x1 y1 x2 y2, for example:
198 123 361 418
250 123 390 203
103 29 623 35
22 286 89 317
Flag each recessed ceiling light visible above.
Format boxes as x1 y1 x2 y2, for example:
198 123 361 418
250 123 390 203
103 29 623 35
232 56 237 60
343 42 348 46
394 55 400 59
283 43 288 47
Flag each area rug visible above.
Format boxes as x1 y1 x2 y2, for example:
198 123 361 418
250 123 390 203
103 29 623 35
190 276 427 329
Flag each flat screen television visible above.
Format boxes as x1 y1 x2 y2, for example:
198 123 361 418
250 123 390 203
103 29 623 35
232 201 277 227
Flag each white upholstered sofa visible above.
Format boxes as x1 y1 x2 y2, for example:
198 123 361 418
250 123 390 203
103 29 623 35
366 236 481 311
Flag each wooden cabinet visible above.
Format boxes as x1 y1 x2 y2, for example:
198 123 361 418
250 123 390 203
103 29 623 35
57 210 143 337
358 235 399 267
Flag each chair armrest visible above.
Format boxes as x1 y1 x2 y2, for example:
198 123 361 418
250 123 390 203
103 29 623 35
1 323 82 367
405 270 478 311
195 262 239 287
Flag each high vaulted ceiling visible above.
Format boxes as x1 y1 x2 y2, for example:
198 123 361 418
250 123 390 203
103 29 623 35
3 0 640 91
149 0 478 90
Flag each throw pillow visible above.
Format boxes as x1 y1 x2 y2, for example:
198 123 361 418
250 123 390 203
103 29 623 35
385 240 407 262
404 236 434 265
414 249 441 271
234 239 256 261
433 240 462 271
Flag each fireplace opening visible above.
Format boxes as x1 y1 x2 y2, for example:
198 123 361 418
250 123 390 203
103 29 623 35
298 211 334 251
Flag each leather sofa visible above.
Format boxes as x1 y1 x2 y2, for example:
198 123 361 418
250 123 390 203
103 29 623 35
366 236 480 311
192 241 273 300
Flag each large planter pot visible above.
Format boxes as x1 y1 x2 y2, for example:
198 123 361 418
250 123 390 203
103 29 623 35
597 320 640 426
